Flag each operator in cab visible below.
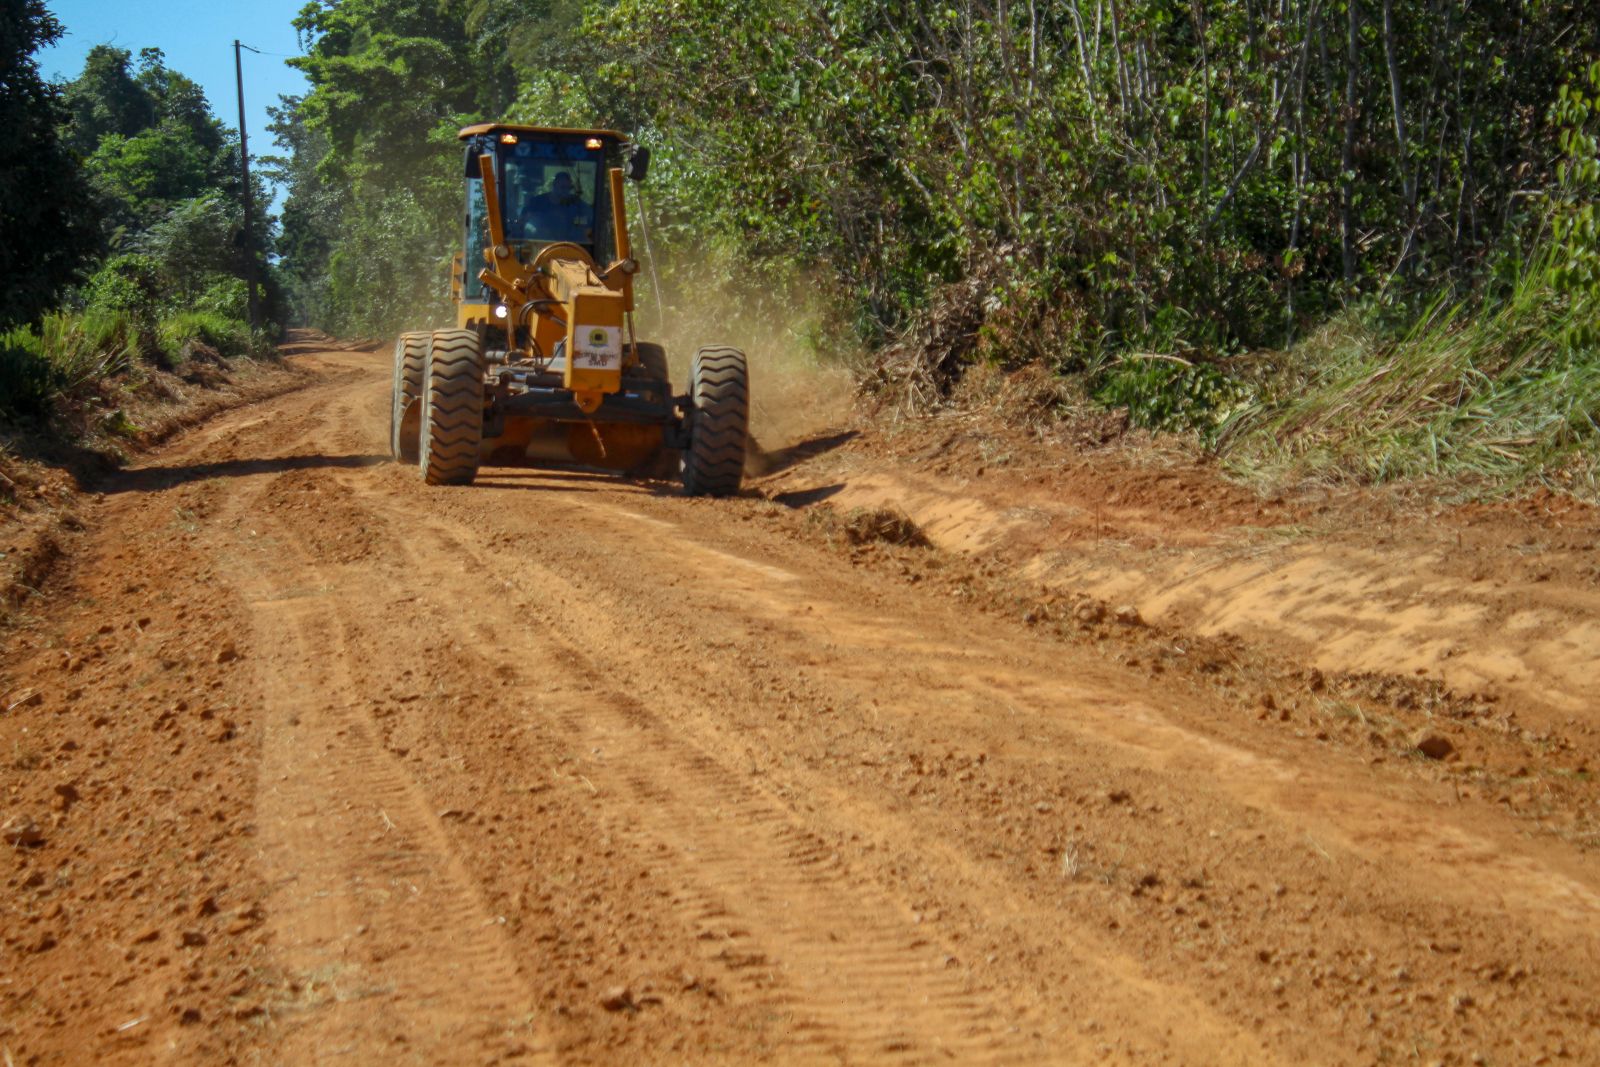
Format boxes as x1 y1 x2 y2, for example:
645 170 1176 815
521 171 588 244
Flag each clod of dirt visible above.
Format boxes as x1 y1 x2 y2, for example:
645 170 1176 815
841 506 931 548
8 689 44 708
3 815 45 846
224 907 264 935
51 784 79 812
214 643 240 665
599 985 635 1012
1412 732 1456 761
1073 600 1106 625
1113 604 1144 626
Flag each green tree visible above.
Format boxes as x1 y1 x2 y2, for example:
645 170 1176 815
64 46 245 249
0 0 101 328
277 0 506 333
275 0 1600 396
58 44 155 155
57 42 275 317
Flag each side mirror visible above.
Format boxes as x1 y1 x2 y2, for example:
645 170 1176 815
464 144 481 178
626 146 650 182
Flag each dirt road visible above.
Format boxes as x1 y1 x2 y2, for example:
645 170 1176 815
4 344 1599 1064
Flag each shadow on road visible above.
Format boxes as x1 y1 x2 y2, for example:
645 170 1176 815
771 483 847 508
104 454 388 494
748 429 858 477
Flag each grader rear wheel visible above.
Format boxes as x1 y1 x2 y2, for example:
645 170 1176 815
390 331 428 463
621 342 679 480
420 329 485 486
681 345 748 497
632 341 669 383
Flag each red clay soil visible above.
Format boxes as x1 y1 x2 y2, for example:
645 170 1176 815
3 343 1598 1065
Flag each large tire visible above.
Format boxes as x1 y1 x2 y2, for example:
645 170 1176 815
421 329 485 486
681 345 748 497
632 341 669 384
390 332 428 462
628 342 680 480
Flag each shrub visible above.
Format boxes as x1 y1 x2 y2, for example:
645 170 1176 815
193 277 248 321
83 254 162 320
0 329 58 420
157 310 253 362
1093 356 1245 435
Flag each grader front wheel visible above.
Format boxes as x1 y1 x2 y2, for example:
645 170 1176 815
390 331 428 463
681 345 749 497
420 329 485 486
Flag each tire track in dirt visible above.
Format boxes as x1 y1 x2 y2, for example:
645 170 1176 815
687 507 1600 928
344 488 1277 1065
369 513 1039 1063
16 348 1599 1066
370 471 1600 1063
199 410 552 1063
448 477 1600 942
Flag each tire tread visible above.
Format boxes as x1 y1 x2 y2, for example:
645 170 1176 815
682 345 748 497
421 329 485 486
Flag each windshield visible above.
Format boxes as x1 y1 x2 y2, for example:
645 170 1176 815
461 135 612 302
505 157 600 246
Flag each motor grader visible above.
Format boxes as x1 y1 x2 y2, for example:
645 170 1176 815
389 124 748 495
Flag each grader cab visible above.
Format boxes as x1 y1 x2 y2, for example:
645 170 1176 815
389 124 748 495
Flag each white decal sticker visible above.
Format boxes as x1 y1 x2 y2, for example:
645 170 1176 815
573 325 622 370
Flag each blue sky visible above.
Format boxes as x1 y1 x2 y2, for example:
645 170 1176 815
39 0 312 215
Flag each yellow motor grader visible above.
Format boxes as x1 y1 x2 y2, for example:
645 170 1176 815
389 124 748 495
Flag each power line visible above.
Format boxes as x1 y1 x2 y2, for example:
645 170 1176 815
235 43 301 59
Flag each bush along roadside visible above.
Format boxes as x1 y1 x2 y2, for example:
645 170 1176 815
2 39 282 437
0 298 275 432
1209 62 1600 501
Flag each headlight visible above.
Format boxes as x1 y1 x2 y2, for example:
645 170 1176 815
493 304 509 319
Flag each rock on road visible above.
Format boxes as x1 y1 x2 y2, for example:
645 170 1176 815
2 343 1598 1065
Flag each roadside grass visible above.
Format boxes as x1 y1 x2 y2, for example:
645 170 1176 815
1214 252 1600 502
1 310 144 419
1 307 273 430
158 309 268 363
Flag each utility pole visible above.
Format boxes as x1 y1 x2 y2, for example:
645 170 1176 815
234 40 261 331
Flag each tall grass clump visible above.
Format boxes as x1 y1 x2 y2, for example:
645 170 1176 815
157 310 261 362
0 309 147 421
39 308 143 387
0 329 57 420
1216 244 1600 498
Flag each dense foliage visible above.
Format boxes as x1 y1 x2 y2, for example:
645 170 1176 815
273 1 1598 490
0 0 99 331
1 22 276 425
282 1 1594 339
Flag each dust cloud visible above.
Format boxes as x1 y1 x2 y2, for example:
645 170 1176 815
630 254 861 460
